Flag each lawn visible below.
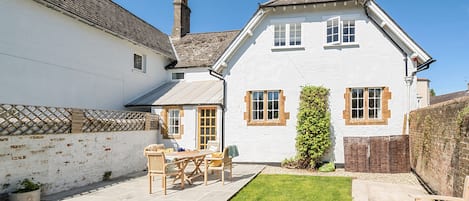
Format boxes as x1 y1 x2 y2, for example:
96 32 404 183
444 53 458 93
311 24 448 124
230 174 352 201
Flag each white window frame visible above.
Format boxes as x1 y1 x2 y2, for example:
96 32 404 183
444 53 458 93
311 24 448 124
351 88 364 120
168 109 180 135
251 91 264 121
342 20 356 43
273 23 303 48
325 16 357 46
368 88 382 119
350 88 383 120
267 91 280 120
274 24 286 47
133 53 146 73
326 17 341 45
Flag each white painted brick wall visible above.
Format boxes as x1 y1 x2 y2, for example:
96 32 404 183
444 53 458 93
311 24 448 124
0 131 157 195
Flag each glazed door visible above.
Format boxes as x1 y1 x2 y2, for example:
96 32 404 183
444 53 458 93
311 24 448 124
198 107 217 150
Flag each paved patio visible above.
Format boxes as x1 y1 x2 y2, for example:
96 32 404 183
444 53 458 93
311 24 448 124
43 164 265 201
43 164 429 201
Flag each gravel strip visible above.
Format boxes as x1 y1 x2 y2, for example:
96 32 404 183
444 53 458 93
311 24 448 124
261 165 421 185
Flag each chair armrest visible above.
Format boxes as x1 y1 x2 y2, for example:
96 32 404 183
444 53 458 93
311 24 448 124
414 195 463 201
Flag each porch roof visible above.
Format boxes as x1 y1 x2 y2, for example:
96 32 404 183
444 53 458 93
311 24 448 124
126 80 223 107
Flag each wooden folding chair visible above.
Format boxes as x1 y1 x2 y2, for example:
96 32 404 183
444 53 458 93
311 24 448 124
204 147 232 185
146 152 186 195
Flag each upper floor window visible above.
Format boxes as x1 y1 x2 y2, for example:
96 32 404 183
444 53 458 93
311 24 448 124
133 53 146 72
274 23 302 47
326 17 340 44
342 20 355 43
326 17 356 45
343 87 391 125
244 90 290 126
172 73 185 80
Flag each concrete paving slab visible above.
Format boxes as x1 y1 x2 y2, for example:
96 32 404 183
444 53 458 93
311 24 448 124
43 164 265 201
352 179 428 201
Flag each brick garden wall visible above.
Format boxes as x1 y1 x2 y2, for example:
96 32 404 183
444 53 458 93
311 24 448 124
0 131 158 196
409 96 469 197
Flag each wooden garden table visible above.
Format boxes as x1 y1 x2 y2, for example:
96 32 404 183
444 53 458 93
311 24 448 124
166 150 214 184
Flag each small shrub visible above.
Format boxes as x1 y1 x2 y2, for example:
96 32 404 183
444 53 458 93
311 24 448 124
318 162 335 172
103 171 112 181
13 178 40 193
281 157 299 169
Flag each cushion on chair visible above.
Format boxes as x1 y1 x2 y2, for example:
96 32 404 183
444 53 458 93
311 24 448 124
210 152 223 167
209 145 218 152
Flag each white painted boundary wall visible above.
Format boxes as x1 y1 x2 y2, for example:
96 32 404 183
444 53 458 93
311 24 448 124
0 131 157 195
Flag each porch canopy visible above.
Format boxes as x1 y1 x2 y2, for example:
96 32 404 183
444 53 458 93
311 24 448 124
126 80 223 107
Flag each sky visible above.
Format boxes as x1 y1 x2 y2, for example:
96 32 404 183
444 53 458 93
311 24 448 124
113 0 469 95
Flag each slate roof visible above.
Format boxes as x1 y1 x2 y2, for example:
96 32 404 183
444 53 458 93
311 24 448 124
126 80 223 106
34 0 176 60
430 89 469 105
170 30 240 68
261 0 353 7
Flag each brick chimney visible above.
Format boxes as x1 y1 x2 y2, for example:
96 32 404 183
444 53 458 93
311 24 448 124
172 0 190 39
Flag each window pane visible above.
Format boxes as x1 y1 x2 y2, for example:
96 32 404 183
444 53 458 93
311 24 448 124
134 54 143 70
351 88 364 119
368 88 382 119
274 24 286 47
252 91 264 120
326 18 339 43
343 20 355 43
267 91 280 120
289 23 301 46
168 109 180 135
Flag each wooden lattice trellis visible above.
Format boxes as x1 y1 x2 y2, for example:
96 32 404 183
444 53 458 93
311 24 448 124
0 104 72 135
83 109 147 133
0 104 159 136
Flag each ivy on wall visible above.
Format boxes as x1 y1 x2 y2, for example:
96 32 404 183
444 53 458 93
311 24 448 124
283 86 331 169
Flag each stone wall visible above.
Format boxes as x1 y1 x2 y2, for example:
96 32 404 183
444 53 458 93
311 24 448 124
409 96 469 197
0 131 158 196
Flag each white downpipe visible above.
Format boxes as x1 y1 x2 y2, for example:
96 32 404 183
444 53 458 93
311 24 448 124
405 76 413 135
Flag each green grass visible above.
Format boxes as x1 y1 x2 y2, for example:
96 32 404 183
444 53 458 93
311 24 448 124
230 174 352 201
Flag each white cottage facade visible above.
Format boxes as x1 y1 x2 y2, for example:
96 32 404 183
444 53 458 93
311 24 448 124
221 3 417 163
1 0 434 165
131 0 434 164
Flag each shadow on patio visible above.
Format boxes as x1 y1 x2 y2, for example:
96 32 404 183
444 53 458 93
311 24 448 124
43 164 265 201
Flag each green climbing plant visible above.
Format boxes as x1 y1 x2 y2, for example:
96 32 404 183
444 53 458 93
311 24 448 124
294 86 331 169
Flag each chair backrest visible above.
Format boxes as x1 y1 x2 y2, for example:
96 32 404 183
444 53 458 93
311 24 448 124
206 141 220 152
145 144 165 152
464 176 469 200
222 147 231 164
146 152 166 174
144 144 165 156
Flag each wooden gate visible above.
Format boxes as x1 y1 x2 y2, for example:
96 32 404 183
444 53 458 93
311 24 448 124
344 135 410 173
